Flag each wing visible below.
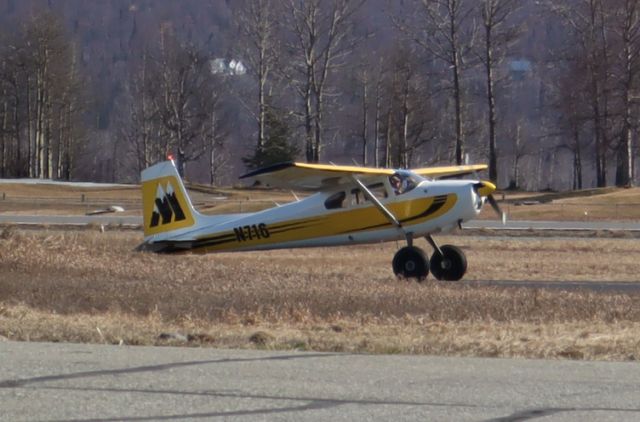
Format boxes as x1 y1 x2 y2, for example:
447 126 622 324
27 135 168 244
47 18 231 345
239 162 394 190
239 162 488 190
412 164 488 179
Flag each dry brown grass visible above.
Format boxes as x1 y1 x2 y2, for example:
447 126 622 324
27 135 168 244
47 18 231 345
2 228 640 360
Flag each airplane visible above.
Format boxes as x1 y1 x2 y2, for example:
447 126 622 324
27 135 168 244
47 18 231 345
138 159 504 281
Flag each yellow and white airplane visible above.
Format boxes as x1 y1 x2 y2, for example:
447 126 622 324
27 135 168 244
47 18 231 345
139 160 503 281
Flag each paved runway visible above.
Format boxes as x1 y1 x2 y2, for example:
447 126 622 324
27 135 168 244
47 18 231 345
466 280 640 293
0 341 639 421
463 219 640 231
2 213 640 232
0 214 142 226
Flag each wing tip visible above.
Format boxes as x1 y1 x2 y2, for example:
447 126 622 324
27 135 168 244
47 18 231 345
239 161 296 179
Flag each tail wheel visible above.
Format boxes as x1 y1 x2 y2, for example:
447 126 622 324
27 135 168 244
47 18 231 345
392 246 429 281
430 245 467 281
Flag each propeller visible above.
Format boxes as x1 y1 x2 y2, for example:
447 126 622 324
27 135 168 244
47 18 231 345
487 193 507 224
474 181 507 224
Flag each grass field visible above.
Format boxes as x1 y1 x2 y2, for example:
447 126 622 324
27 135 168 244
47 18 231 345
1 227 640 361
2 180 640 360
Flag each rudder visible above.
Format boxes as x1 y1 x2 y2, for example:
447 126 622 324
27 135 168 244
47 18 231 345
141 161 197 238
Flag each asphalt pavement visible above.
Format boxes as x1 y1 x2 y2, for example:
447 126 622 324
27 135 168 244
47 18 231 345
1 341 639 421
0 214 141 226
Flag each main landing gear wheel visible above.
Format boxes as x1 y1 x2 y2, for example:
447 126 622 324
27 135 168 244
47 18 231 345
430 245 467 281
392 246 429 281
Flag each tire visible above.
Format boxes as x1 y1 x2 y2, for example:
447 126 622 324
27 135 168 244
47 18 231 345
392 246 429 281
430 245 467 281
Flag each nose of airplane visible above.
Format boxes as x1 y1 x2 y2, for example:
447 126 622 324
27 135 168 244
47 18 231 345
474 180 496 197
472 180 505 223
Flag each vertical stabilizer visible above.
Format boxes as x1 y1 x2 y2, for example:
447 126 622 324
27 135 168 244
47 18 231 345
141 161 198 238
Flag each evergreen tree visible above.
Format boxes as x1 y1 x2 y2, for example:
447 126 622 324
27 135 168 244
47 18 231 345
243 109 299 170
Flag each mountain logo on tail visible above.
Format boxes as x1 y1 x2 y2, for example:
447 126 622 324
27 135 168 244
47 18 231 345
150 182 187 228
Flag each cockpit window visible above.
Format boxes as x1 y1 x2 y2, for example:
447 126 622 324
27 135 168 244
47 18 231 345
350 183 388 206
389 171 423 195
367 183 388 200
324 191 346 209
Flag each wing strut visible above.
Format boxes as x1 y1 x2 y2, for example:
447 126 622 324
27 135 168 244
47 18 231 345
352 176 403 230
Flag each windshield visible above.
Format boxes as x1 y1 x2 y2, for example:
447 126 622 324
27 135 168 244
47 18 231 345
389 170 426 195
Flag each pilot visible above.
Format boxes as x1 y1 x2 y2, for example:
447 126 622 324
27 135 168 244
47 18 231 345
389 173 406 195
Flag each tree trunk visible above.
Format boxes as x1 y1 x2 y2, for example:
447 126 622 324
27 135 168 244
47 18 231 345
616 7 635 187
313 92 322 163
511 123 521 189
209 110 217 185
590 73 605 187
64 103 72 180
26 76 33 178
36 73 44 178
45 101 52 179
450 7 464 165
0 99 7 178
485 23 498 182
13 89 23 177
360 71 368 166
385 111 392 168
374 76 382 167
304 73 313 162
573 126 583 190
400 78 410 168
258 53 267 150
210 147 216 186
56 105 63 179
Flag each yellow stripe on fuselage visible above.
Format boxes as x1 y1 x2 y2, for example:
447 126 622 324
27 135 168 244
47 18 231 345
181 194 457 254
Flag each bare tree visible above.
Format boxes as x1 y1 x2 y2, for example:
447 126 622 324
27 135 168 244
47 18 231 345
119 34 229 180
377 44 435 169
281 0 365 163
549 0 617 187
155 37 221 168
372 59 385 167
232 0 280 151
345 53 386 168
0 65 7 178
0 13 86 180
24 14 71 178
394 0 474 165
120 50 162 173
612 0 640 186
55 41 87 181
552 64 592 190
356 67 369 166
205 90 230 185
478 0 521 182
0 38 28 177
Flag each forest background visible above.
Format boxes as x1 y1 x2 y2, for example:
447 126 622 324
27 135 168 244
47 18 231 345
0 0 638 191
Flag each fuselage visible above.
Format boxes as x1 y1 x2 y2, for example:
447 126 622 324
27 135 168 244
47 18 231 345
149 177 484 254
